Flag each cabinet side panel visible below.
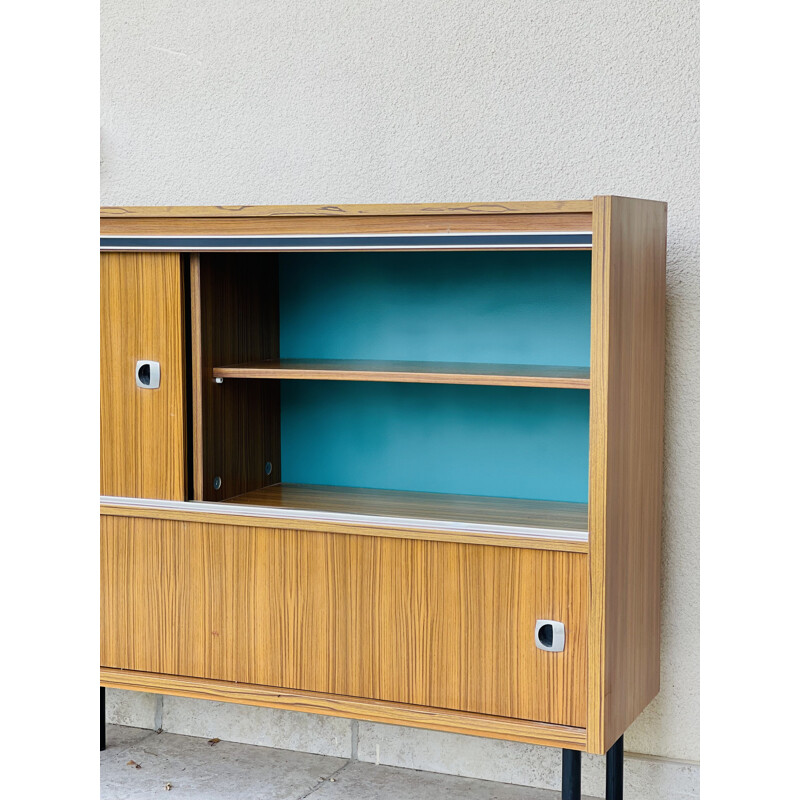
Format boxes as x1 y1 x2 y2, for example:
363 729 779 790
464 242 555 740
100 252 186 500
588 196 666 753
100 514 588 727
192 253 280 500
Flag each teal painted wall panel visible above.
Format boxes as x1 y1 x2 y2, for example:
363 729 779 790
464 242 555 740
279 250 591 366
278 251 590 502
280 382 589 503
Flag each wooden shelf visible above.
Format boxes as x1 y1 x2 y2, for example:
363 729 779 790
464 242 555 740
212 359 590 389
223 483 589 540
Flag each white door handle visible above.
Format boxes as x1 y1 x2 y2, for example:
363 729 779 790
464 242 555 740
135 360 160 389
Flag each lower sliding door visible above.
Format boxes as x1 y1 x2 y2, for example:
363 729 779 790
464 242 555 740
100 252 186 500
100 512 588 728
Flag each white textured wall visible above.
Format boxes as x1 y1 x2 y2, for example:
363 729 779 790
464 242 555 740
101 0 699 795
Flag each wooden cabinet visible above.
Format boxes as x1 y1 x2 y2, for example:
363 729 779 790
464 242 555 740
100 199 666 783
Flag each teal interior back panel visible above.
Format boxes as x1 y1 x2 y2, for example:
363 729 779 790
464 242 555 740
278 250 591 366
277 250 590 502
280 382 589 502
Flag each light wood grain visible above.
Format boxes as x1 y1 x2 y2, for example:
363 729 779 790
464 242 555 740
101 201 593 218
101 501 589 553
224 483 589 533
100 668 588 750
587 195 666 754
213 359 590 389
101 514 588 727
100 252 186 500
191 254 280 500
100 212 592 237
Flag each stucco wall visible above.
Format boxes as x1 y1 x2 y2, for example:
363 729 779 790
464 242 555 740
101 1 699 795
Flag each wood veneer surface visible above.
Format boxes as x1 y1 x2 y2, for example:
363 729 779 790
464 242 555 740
225 483 589 533
101 201 593 217
100 252 185 500
587 195 666 753
101 668 588 750
101 501 588 553
100 213 592 237
101 514 588 727
213 359 590 389
191 254 281 500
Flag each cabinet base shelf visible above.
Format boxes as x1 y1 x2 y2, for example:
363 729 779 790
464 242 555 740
225 483 588 537
102 485 588 551
100 668 588 751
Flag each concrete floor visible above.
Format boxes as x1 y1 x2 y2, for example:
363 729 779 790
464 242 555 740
101 725 601 799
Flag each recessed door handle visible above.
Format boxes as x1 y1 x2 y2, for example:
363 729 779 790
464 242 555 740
135 360 161 389
535 620 565 652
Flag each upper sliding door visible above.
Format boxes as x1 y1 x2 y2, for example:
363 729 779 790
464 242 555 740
100 252 186 500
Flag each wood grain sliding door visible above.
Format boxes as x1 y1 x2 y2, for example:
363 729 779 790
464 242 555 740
101 514 588 727
100 252 186 500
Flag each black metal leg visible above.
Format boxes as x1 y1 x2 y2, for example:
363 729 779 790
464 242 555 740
562 748 581 800
606 735 624 800
101 687 106 751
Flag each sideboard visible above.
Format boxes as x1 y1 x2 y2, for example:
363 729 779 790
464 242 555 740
100 197 666 799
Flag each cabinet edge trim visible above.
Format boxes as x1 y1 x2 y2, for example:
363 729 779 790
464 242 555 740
100 668 588 750
100 231 592 252
100 496 589 550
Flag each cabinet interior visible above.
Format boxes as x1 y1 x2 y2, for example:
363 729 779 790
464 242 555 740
191 249 592 532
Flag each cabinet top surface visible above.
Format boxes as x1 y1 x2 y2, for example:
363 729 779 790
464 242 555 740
101 200 597 218
100 197 665 246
